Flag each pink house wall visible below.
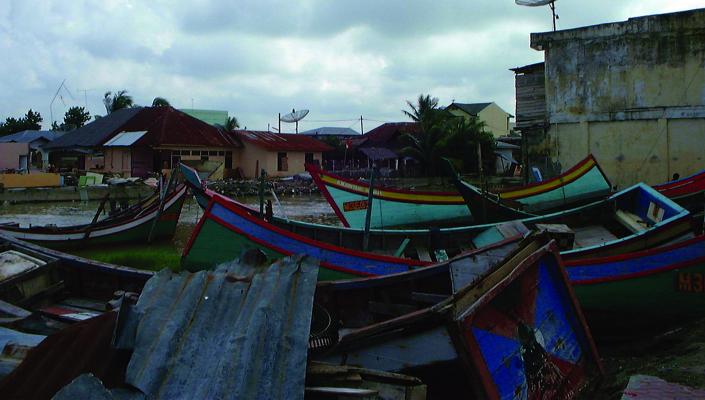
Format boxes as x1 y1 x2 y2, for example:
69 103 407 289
0 143 30 170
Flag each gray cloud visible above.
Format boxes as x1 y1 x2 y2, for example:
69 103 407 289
0 0 701 131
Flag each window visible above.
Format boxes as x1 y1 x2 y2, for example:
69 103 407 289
209 151 218 156
218 151 225 156
305 152 314 164
192 150 200 156
277 152 288 171
201 155 209 161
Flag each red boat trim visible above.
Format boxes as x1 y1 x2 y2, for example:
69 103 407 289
571 255 705 286
181 200 214 257
461 316 502 400
205 199 430 267
654 169 705 191
307 163 459 197
308 167 351 227
208 213 381 277
565 235 705 267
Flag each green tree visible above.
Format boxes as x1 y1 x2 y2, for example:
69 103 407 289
62 106 90 130
399 94 494 176
216 116 240 132
0 109 43 136
103 90 134 114
152 97 171 107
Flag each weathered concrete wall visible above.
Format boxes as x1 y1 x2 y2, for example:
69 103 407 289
531 8 705 187
552 118 705 188
0 184 155 203
237 143 322 178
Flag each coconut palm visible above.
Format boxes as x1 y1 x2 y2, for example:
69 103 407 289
103 90 134 114
152 97 171 107
216 116 240 132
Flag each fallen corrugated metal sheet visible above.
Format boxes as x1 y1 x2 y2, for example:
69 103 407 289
116 254 319 400
621 375 705 399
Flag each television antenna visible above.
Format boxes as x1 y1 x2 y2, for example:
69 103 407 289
515 0 558 31
278 108 309 133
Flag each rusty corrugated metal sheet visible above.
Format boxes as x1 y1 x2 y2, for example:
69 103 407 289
115 254 319 400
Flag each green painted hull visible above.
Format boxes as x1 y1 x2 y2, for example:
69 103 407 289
183 219 359 281
325 185 472 229
573 261 705 317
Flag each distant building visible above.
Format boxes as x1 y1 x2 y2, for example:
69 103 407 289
0 130 62 170
234 130 333 178
528 8 705 187
446 102 514 138
350 122 419 171
180 109 229 126
43 107 241 177
300 127 360 138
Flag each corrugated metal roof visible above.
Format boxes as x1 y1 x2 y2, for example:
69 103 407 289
300 127 360 136
103 131 148 147
235 130 333 152
0 130 60 144
116 254 319 400
44 108 143 149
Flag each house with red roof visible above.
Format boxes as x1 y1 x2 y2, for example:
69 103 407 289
44 106 242 177
233 130 333 178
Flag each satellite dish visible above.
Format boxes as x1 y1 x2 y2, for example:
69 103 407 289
280 109 309 123
515 0 554 6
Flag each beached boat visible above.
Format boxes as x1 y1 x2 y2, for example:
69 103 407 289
654 169 705 212
312 236 603 398
0 183 187 249
306 154 611 228
182 176 693 279
567 234 705 331
0 233 152 333
306 163 472 228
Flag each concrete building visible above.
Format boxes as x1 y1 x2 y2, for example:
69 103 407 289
234 130 332 178
0 130 61 170
180 109 229 126
446 102 514 138
529 8 705 188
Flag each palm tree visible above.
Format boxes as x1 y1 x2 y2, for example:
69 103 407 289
216 116 240 133
103 90 134 114
152 97 171 107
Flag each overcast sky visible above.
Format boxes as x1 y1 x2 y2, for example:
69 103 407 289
1 0 703 133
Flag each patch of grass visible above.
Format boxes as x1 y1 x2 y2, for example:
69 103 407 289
71 242 182 272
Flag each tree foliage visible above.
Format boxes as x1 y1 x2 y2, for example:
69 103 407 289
103 90 134 114
0 109 43 136
52 106 91 131
217 116 240 133
399 94 495 176
152 97 171 107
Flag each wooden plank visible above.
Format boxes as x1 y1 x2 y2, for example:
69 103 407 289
393 238 411 257
615 209 647 233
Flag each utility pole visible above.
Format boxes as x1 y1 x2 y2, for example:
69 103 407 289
360 115 364 134
278 113 281 134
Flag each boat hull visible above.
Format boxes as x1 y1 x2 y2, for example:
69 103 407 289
0 185 187 249
568 235 705 319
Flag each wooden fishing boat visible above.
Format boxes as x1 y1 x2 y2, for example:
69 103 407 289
312 236 603 398
306 154 611 228
182 177 693 279
654 168 705 213
0 233 152 333
0 183 188 249
566 234 705 332
306 163 472 228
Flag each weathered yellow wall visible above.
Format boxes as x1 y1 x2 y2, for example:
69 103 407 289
478 103 511 137
551 118 705 188
0 172 62 188
449 103 511 138
236 144 322 178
